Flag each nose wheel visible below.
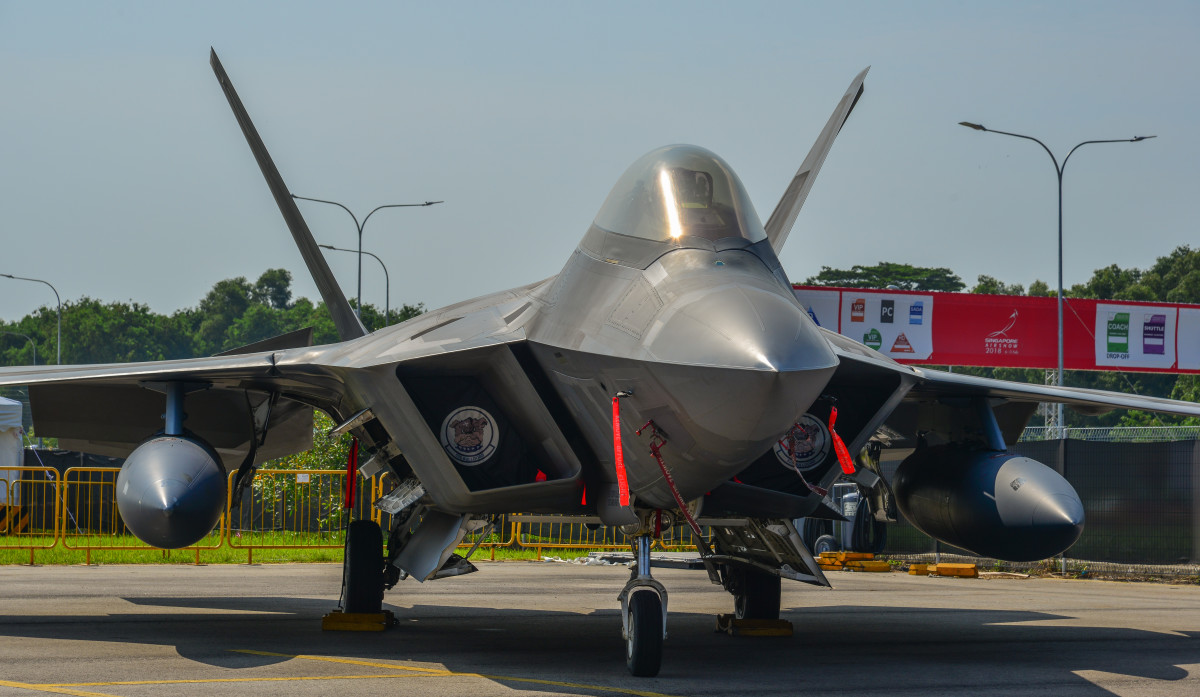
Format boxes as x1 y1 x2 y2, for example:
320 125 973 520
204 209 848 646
619 534 668 677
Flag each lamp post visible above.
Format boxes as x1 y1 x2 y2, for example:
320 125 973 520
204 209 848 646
0 332 36 365
958 122 1155 437
1 274 61 364
291 195 442 320
319 244 391 327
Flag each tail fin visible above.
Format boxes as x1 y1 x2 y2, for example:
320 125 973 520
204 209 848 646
209 49 367 342
764 67 869 253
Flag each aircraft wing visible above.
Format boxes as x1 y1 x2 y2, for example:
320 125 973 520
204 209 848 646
820 327 1200 419
905 366 1200 417
0 349 338 467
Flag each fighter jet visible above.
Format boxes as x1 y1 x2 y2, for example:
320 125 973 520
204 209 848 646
2 52 1198 677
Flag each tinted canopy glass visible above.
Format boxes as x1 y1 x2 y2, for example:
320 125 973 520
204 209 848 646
592 145 766 244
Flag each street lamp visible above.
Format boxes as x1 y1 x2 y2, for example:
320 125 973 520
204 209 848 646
0 274 61 364
0 332 36 365
319 244 391 327
291 195 442 320
959 122 1155 436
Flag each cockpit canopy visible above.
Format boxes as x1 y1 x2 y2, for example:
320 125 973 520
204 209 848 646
592 145 766 245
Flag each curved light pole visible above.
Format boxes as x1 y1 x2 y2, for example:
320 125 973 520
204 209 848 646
959 122 1155 436
0 331 36 365
291 195 442 320
319 244 391 327
1 274 61 364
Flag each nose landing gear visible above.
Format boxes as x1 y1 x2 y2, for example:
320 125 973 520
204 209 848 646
618 534 668 677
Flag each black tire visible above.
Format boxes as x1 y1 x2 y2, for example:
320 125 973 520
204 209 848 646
813 533 840 556
801 518 833 551
625 591 664 677
733 568 782 621
341 519 384 614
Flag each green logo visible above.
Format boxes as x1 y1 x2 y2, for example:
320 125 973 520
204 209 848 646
1106 312 1129 354
864 328 882 350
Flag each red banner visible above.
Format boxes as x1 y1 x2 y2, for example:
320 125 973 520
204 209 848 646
793 286 1200 374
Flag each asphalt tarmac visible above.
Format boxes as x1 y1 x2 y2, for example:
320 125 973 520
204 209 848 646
0 561 1197 697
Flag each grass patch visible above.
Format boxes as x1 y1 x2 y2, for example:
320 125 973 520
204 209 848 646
0 532 609 565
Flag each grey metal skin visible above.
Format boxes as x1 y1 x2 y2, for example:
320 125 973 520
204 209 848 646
1 57 1199 565
115 436 226 549
893 447 1084 561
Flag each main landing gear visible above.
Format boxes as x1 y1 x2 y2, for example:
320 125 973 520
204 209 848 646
726 564 782 621
341 519 385 614
619 534 668 677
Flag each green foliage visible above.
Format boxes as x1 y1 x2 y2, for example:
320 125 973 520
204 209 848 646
0 268 426 365
1068 246 1200 305
971 275 1024 296
803 262 966 292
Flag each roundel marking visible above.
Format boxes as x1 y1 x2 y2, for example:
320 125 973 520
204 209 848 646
774 413 830 472
440 406 499 467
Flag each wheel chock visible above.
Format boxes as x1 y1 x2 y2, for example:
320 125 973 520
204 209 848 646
715 614 793 637
929 563 978 578
321 610 396 632
908 563 930 575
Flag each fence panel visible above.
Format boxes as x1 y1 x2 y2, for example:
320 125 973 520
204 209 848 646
228 469 366 561
0 467 59 561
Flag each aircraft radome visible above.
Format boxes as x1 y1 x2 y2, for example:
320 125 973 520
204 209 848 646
2 51 1198 677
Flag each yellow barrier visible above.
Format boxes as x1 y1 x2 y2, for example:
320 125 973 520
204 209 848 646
508 514 708 558
0 467 60 564
61 467 223 565
228 468 366 563
4 464 709 564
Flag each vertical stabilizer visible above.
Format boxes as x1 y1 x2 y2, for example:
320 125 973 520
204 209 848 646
209 49 367 341
765 67 868 254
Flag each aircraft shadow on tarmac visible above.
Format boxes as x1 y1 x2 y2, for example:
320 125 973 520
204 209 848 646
0 597 1197 694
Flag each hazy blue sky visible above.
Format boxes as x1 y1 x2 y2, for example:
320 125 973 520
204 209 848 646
1 1 1196 325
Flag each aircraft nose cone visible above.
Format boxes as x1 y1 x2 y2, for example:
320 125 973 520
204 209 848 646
646 285 836 372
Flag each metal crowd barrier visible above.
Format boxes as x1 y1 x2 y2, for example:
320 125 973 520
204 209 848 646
0 467 59 564
227 468 355 564
60 467 224 565
1 467 709 564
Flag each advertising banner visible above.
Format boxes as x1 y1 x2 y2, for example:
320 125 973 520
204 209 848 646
1177 308 1200 371
1093 304 1177 370
793 285 1200 374
838 292 933 360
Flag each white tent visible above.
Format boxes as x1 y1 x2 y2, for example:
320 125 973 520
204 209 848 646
0 397 23 506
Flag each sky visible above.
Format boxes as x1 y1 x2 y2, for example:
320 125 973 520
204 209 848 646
1 1 1197 324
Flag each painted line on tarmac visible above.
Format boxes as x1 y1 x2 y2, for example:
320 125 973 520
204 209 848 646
235 648 685 697
0 680 120 697
43 675 433 687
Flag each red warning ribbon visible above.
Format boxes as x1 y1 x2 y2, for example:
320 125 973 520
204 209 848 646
829 406 856 475
612 396 630 506
344 439 359 509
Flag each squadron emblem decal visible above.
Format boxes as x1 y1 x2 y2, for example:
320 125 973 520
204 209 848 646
774 413 831 472
440 407 499 466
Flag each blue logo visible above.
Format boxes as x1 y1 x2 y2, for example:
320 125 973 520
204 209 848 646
909 301 924 325
806 306 821 327
439 407 499 466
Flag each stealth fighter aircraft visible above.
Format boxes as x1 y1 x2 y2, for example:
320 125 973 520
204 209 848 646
2 52 1198 677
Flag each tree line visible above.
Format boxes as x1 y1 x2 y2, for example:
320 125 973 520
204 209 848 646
0 268 422 366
